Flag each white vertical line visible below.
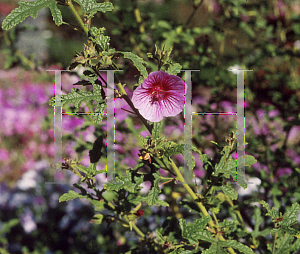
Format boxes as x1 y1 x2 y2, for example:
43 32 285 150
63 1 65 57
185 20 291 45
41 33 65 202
181 70 200 185
236 69 252 186
106 70 115 182
46 70 68 184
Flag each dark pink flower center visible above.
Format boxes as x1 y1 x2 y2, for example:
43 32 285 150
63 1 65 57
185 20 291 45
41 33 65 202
149 87 166 105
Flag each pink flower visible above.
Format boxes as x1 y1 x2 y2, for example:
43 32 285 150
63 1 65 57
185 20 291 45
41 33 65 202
132 71 186 122
0 149 10 162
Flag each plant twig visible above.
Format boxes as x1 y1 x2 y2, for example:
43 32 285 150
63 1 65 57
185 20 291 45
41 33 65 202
67 0 89 35
185 0 205 27
169 158 236 254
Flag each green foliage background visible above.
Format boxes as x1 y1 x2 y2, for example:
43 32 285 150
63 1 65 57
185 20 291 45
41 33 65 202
1 0 300 253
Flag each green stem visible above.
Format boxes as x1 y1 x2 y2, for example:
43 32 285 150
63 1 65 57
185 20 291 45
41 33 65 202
170 159 211 221
67 0 89 35
169 158 236 254
131 222 145 238
212 211 219 227
123 214 145 238
184 0 204 27
159 176 174 180
225 196 247 230
272 230 278 254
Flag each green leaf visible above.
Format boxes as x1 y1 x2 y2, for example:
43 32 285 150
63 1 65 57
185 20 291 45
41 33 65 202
147 173 161 205
274 234 294 254
59 189 104 211
180 250 197 254
2 0 62 30
166 63 182 75
220 240 255 254
89 199 105 211
202 244 222 254
120 52 148 79
0 248 10 254
260 200 278 219
89 27 110 50
252 207 270 240
0 219 19 236
93 102 106 123
220 184 238 200
165 143 201 170
216 155 257 187
104 170 144 193
155 229 165 243
98 35 110 51
155 199 169 206
134 172 168 206
280 203 300 228
244 155 257 167
49 72 106 111
137 196 169 207
90 213 104 224
179 217 214 245
59 190 83 202
49 88 96 108
239 22 255 38
73 0 113 14
291 238 300 252
104 181 125 191
156 20 172 30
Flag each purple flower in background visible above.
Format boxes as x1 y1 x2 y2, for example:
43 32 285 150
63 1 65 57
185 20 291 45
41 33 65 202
219 101 237 113
0 149 9 162
276 167 292 177
256 109 265 119
139 130 149 138
251 161 269 174
212 0 222 15
268 109 279 118
132 71 186 122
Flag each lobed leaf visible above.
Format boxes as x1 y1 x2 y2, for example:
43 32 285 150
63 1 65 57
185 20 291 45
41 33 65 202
220 184 238 200
165 143 201 170
59 190 83 202
59 190 104 210
73 0 113 14
220 240 255 254
179 217 214 245
274 234 294 254
104 170 144 193
2 0 62 30
166 63 182 75
260 200 279 219
280 203 300 228
93 103 106 124
252 207 270 240
120 52 148 79
147 173 161 205
89 27 110 50
291 238 300 252
0 219 19 235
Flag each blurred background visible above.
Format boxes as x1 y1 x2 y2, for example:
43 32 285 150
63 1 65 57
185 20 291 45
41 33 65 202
0 0 300 253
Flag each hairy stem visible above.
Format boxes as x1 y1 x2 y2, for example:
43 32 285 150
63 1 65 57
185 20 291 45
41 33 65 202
122 215 145 238
67 0 89 35
169 158 236 254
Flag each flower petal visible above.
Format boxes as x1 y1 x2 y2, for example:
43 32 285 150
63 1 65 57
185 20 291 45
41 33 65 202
132 71 186 122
